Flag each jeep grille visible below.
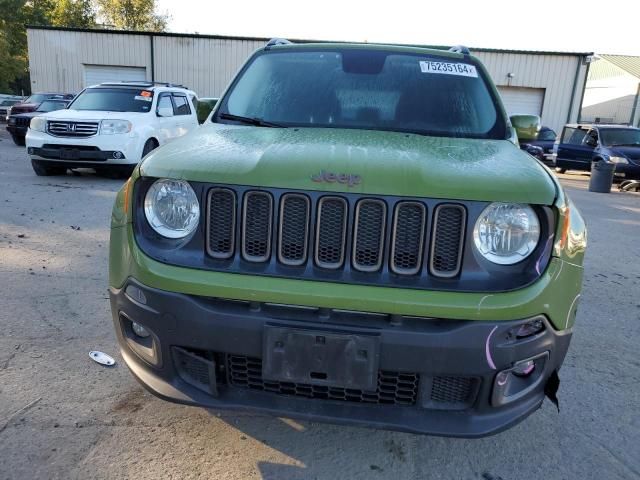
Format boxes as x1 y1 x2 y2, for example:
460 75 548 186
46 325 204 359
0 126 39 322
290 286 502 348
206 187 467 279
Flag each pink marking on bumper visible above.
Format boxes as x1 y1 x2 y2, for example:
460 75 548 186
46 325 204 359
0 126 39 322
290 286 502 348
486 326 498 370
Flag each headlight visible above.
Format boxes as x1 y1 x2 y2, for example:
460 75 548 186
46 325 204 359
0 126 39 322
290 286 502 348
8 117 16 125
608 156 628 164
473 203 540 265
30 116 46 132
144 179 200 239
100 119 132 135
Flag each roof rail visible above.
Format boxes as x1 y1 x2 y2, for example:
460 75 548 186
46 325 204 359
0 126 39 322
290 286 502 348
265 38 292 49
98 81 189 89
449 45 471 55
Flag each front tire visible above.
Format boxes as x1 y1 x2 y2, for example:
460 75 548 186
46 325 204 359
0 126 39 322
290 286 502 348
11 134 25 146
31 159 66 176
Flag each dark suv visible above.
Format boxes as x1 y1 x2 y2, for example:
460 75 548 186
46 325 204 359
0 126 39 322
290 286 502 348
554 124 640 179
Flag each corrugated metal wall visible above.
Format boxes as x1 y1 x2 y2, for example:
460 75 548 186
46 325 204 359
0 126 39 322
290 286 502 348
27 28 152 93
153 36 264 97
27 28 587 132
473 51 587 132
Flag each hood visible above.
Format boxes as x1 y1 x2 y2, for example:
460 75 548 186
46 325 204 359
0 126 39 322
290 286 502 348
10 104 38 114
43 109 146 121
609 146 640 163
140 126 557 204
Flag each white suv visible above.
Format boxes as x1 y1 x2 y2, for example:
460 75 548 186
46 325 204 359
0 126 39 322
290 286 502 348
25 82 199 176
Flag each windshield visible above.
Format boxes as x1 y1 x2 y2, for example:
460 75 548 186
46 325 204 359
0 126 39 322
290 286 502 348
25 94 48 104
68 88 154 112
216 49 506 139
37 100 67 112
599 128 640 146
538 129 556 141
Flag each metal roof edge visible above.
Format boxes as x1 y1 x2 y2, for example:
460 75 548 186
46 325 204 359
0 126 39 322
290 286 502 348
25 25 593 57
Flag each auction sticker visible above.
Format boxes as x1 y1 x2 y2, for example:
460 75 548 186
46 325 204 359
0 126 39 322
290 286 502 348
419 61 478 77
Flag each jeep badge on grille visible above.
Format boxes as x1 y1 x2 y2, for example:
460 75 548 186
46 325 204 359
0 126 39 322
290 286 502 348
311 170 361 187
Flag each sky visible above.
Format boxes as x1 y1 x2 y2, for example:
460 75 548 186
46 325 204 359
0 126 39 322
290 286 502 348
156 0 639 56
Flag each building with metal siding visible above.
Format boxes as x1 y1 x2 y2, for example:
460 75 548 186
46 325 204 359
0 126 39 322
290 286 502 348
27 26 591 132
580 55 640 126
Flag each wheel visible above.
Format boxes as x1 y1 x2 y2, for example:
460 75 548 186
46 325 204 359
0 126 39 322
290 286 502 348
11 134 25 146
96 166 134 179
31 159 66 176
142 139 158 158
555 167 566 174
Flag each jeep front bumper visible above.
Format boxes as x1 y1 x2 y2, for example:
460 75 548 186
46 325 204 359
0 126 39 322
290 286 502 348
109 278 572 437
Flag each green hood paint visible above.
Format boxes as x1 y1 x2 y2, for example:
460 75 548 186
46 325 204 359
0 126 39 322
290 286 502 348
140 126 557 204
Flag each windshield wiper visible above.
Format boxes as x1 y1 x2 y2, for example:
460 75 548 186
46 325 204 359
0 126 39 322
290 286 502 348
610 143 640 147
218 112 285 128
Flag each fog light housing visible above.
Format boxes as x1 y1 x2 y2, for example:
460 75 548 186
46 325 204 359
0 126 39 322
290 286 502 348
27 147 34 154
492 352 549 406
132 322 150 338
112 151 124 159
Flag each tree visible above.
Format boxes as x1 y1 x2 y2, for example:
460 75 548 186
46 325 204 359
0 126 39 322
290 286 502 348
50 0 97 28
0 0 99 93
96 0 169 31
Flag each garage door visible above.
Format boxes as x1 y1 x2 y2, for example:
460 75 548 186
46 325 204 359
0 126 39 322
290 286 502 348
84 65 147 87
497 86 545 116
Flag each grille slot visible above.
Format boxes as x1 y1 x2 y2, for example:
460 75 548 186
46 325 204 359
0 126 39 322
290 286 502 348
47 121 99 137
227 355 419 406
430 204 466 278
278 194 310 266
15 117 31 127
352 199 386 272
315 197 348 269
242 191 273 262
390 202 427 275
206 188 236 259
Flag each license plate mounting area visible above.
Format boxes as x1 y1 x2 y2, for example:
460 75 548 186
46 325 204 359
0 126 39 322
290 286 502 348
262 326 380 391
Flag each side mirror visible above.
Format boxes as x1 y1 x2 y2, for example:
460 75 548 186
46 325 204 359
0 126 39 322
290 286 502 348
157 105 174 117
510 114 541 142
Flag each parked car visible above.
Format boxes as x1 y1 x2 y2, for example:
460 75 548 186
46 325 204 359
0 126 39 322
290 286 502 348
196 97 218 123
8 93 74 119
6 99 70 145
553 124 640 179
25 82 199 177
522 126 556 165
0 99 21 122
108 40 587 437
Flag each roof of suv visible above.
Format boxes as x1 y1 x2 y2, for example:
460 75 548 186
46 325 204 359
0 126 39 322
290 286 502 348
93 81 191 91
262 39 471 60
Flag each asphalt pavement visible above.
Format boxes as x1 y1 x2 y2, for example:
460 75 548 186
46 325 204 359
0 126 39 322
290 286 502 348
0 127 639 480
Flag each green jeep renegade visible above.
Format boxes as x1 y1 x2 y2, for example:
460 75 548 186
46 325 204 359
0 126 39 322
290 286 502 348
109 40 586 437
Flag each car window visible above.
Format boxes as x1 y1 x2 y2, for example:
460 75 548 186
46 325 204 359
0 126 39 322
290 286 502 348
37 100 67 112
157 94 173 112
172 94 191 115
25 94 48 104
599 128 640 146
538 129 556 141
562 127 588 145
68 88 154 112
217 48 506 139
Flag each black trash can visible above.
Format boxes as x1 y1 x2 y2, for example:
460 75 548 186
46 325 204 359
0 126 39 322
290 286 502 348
589 160 615 193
